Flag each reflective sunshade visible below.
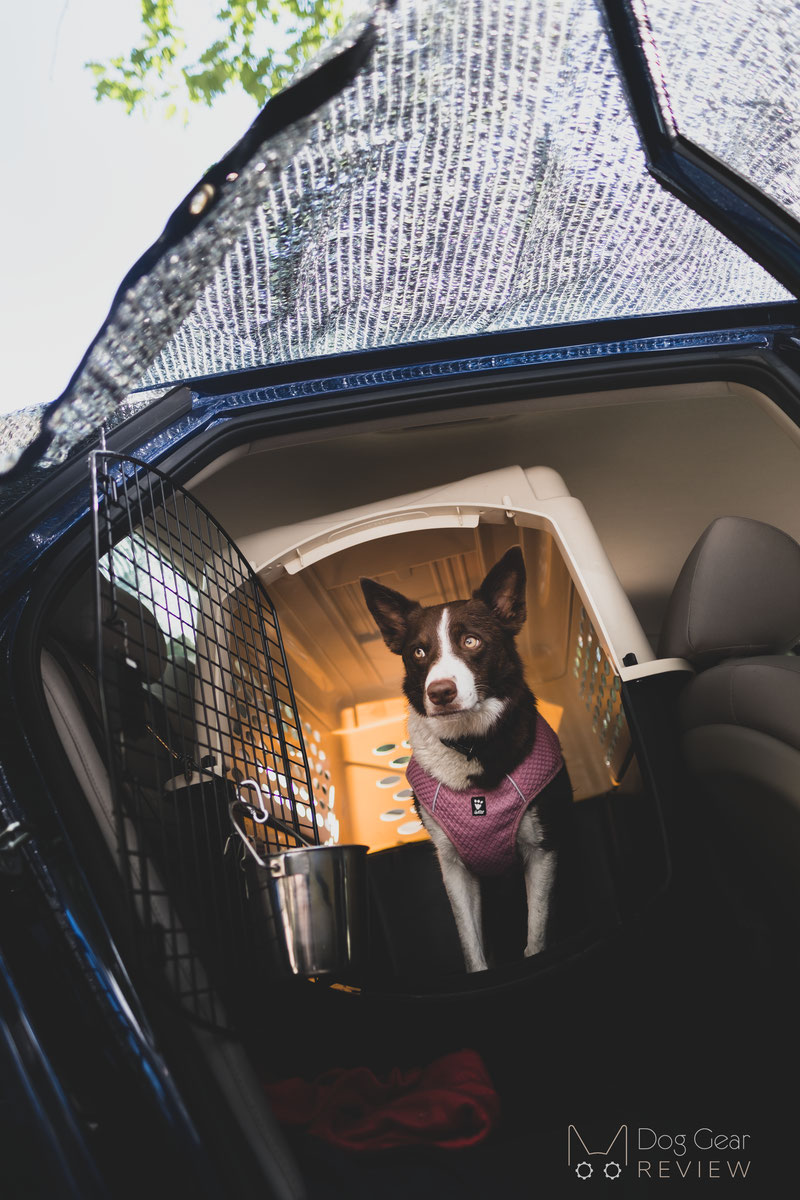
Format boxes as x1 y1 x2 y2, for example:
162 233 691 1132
0 0 790 479
144 0 788 387
645 0 800 221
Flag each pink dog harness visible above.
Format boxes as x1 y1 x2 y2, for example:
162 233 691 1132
406 715 564 877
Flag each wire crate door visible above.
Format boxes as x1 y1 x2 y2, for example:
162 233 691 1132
90 451 319 1026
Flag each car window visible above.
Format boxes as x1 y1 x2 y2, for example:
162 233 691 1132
100 531 200 662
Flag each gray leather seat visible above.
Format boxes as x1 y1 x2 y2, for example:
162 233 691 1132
659 516 800 910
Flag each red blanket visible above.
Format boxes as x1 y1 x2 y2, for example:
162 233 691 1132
264 1049 501 1151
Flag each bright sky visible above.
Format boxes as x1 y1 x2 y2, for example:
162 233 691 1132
0 1 283 416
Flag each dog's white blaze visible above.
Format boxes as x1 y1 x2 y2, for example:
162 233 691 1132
412 604 507 788
424 607 479 714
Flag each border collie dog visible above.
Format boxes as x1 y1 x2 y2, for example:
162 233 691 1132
361 547 573 973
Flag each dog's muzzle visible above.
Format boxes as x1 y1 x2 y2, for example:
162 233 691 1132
426 678 458 708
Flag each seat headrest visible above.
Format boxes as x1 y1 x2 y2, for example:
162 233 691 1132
51 574 168 681
659 517 800 667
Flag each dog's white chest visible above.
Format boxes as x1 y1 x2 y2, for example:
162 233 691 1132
406 709 478 789
406 700 508 790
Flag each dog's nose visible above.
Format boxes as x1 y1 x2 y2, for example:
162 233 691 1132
427 679 457 707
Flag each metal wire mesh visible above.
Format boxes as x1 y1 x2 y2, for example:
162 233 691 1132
90 451 318 1027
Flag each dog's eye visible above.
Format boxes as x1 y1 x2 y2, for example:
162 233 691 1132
463 635 481 649
413 646 426 659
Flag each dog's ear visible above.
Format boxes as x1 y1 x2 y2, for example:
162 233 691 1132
360 578 419 653
475 546 527 633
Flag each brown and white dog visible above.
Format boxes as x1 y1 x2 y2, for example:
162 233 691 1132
361 547 572 973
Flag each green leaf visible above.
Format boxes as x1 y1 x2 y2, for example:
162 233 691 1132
85 0 346 118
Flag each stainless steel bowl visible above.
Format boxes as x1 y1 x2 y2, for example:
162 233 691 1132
229 798 369 978
266 843 369 977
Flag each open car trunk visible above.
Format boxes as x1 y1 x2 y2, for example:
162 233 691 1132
39 452 663 1193
31 371 800 1194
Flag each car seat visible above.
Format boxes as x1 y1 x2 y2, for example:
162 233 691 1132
658 515 800 915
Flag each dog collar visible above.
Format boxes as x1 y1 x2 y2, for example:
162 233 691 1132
439 736 478 761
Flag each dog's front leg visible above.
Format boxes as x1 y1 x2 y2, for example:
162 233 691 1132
522 844 557 957
518 808 557 957
420 813 487 972
439 854 487 973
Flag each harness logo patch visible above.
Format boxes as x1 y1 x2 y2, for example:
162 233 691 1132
471 796 486 816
